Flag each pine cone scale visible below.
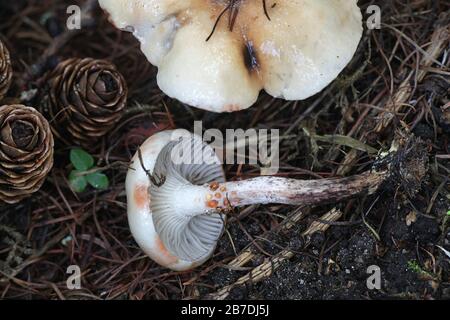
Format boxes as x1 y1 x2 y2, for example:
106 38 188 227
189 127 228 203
81 70 125 112
11 120 39 149
0 140 49 165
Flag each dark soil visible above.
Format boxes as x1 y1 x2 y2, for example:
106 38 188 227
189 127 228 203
0 0 449 300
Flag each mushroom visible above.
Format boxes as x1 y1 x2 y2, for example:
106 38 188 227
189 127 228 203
127 129 226 271
99 0 363 112
126 130 391 271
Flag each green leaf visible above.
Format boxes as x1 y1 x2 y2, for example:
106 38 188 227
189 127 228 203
86 172 109 190
70 148 94 171
69 170 88 193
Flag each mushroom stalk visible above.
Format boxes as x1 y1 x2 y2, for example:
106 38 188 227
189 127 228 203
153 171 386 218
209 172 384 208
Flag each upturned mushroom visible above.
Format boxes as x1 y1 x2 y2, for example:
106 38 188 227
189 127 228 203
99 0 363 112
126 130 406 271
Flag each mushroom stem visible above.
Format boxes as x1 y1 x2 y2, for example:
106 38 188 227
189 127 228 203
154 170 387 217
153 171 388 224
217 171 385 208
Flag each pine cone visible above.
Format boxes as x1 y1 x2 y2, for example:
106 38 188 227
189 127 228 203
0 39 12 101
45 58 127 148
0 105 54 204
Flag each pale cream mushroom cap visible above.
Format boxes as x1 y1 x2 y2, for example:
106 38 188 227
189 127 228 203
99 0 363 112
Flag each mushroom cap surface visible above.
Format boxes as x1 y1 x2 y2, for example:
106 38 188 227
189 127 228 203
126 129 225 270
99 0 363 112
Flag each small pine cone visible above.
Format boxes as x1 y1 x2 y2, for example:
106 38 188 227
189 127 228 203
0 39 13 101
45 58 127 148
0 105 54 204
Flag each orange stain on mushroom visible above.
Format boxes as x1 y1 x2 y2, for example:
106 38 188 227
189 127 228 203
134 185 150 209
153 236 179 266
209 181 219 191
223 104 243 112
207 200 219 209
